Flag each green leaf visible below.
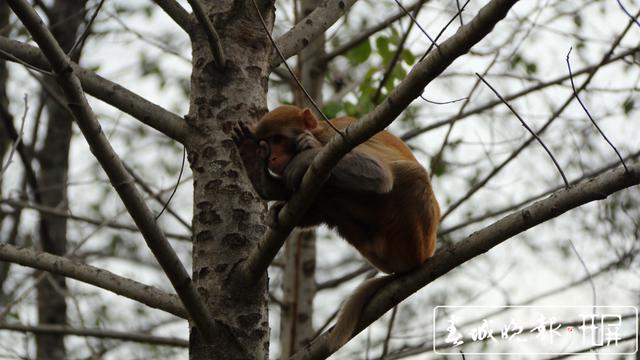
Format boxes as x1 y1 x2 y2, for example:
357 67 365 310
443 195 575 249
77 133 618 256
389 26 401 44
402 49 416 65
525 62 537 75
376 36 392 64
623 98 634 115
573 14 582 28
323 101 343 119
430 154 446 177
393 66 407 81
346 40 372 65
509 53 522 69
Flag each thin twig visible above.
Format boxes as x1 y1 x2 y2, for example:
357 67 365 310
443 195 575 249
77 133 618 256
401 46 640 141
0 95 28 175
455 0 464 27
616 0 640 29
566 47 628 173
438 150 640 236
547 335 635 360
68 0 105 58
0 46 53 75
1 198 192 241
154 146 187 222
373 1 426 103
432 51 499 172
476 73 569 187
380 306 398 359
420 0 471 60
316 265 373 290
419 95 467 105
392 0 438 50
0 323 188 347
187 0 226 68
440 14 638 221
567 239 600 360
323 0 426 62
250 0 341 135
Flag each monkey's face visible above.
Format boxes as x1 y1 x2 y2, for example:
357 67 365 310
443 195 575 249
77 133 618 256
263 134 296 176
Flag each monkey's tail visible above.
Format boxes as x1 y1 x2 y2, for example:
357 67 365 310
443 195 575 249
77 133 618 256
327 275 396 352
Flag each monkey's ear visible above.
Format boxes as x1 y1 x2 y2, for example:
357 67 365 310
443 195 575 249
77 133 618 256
302 108 318 130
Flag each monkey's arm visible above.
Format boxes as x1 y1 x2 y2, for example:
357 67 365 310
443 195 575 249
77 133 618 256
232 123 290 200
284 148 393 194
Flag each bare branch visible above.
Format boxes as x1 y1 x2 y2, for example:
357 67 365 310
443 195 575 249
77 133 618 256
0 36 188 142
292 163 640 359
393 0 438 52
373 1 425 103
1 198 191 241
548 335 635 360
0 243 187 318
251 0 338 132
123 162 192 232
6 0 216 341
237 0 520 287
68 0 105 58
566 47 628 172
380 306 398 359
0 95 27 175
439 150 640 235
324 0 426 62
270 0 358 69
316 265 372 290
151 0 192 33
616 0 640 29
187 0 225 68
476 73 569 187
0 323 188 347
401 46 640 141
440 15 638 221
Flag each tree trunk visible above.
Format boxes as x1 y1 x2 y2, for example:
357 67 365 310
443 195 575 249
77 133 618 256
187 1 273 358
279 230 316 358
279 0 325 356
35 1 85 359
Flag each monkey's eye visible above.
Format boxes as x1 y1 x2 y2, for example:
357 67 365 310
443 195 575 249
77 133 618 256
269 134 288 145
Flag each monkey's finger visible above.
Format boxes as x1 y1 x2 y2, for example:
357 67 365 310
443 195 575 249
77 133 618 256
257 140 270 159
239 122 254 138
231 124 243 143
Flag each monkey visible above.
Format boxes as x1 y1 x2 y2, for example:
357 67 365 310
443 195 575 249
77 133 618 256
232 105 440 351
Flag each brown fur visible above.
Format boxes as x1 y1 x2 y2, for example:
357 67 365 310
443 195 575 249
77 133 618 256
234 105 440 351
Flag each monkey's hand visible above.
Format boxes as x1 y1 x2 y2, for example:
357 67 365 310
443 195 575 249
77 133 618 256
232 123 290 200
266 201 285 228
296 132 322 150
232 122 260 158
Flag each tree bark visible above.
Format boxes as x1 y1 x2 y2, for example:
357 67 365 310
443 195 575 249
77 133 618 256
279 0 325 356
35 1 85 359
187 1 273 358
0 1 12 294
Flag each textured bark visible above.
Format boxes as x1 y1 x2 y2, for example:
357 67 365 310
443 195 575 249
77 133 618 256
279 230 316 358
187 1 273 358
0 1 9 160
0 2 12 292
279 0 324 356
35 1 85 359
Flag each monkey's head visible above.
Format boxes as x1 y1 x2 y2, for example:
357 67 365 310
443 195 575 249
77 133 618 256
253 105 318 176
